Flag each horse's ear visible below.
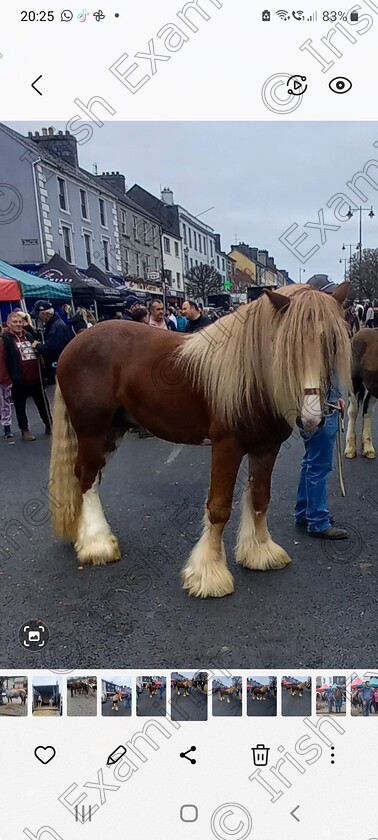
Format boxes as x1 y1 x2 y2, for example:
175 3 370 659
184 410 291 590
332 281 350 305
264 289 291 314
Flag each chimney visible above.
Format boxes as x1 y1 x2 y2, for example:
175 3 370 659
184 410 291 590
161 187 174 205
95 171 126 194
28 128 78 169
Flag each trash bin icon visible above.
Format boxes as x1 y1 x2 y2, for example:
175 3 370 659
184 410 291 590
251 744 269 766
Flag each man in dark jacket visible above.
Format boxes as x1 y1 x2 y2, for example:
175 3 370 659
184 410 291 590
0 312 51 440
30 300 71 381
182 300 211 332
122 295 141 322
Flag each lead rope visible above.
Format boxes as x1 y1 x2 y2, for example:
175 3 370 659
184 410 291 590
325 402 346 497
37 355 53 428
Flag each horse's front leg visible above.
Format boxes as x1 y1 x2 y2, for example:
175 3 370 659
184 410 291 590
344 392 358 458
361 394 377 459
236 447 291 571
182 437 243 598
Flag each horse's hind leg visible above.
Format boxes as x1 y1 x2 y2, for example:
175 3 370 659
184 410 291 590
345 389 359 459
361 394 377 459
74 432 121 566
236 447 291 571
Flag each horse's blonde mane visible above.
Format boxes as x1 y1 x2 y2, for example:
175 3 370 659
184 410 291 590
177 286 351 428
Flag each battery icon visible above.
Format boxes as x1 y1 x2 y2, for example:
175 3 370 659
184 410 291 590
350 10 359 20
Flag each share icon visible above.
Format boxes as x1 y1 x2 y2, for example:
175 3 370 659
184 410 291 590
180 746 197 764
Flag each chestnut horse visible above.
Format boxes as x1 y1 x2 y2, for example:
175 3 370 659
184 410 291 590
49 283 350 599
345 328 378 460
176 680 192 697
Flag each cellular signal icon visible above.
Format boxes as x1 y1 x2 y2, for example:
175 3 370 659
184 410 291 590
307 10 317 20
276 9 290 19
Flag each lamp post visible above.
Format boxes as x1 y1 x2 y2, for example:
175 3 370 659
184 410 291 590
342 242 358 281
339 257 348 281
299 268 306 283
346 205 375 298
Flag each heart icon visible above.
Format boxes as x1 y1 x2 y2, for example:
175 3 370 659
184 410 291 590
34 746 56 764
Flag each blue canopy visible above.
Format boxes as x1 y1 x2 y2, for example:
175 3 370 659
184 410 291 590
0 258 72 300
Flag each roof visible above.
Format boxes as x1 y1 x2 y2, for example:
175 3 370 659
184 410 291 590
127 184 180 237
0 258 72 300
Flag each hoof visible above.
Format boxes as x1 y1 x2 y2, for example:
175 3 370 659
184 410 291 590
181 564 234 598
363 449 376 459
75 534 121 566
344 446 357 459
236 538 291 571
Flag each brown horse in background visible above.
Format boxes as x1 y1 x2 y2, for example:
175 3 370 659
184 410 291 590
251 685 268 701
290 681 310 697
219 686 237 703
176 680 192 697
345 328 378 460
49 283 350 599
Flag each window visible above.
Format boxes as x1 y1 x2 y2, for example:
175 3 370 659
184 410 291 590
198 235 202 254
133 215 138 238
152 225 157 246
203 238 207 255
57 177 67 211
163 236 171 254
210 240 214 258
99 198 107 227
83 232 92 266
183 223 187 245
174 241 179 258
121 210 127 235
184 254 189 271
143 221 149 244
189 228 192 248
193 231 197 250
154 256 159 270
136 252 140 276
195 259 198 267
146 254 151 272
61 225 72 262
190 257 193 269
80 189 89 220
102 238 110 271
222 258 225 271
216 255 220 269
176 272 181 288
124 247 129 274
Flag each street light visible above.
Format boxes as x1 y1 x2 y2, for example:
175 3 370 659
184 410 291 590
299 268 306 283
339 257 348 281
346 205 375 298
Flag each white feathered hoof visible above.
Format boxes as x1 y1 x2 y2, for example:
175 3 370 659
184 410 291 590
344 441 357 459
75 533 121 566
236 537 291 571
181 542 234 598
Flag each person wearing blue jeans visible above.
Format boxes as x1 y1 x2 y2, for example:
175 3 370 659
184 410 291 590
325 687 334 714
360 682 373 716
294 274 348 540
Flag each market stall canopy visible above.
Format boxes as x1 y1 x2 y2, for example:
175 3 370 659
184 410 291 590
0 258 72 300
83 263 123 289
38 255 122 303
0 276 21 302
351 678 363 687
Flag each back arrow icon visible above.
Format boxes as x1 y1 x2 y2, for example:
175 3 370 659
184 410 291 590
31 75 43 95
290 805 300 822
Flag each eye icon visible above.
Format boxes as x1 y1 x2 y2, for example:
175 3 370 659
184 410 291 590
329 76 352 94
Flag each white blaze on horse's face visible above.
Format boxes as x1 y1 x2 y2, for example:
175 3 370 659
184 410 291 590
300 386 322 433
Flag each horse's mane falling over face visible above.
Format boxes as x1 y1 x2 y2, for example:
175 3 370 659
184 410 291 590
176 285 351 428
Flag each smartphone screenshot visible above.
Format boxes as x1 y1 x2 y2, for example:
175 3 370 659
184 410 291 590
1 2 377 837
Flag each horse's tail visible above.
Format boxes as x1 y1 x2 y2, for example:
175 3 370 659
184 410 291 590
49 382 82 540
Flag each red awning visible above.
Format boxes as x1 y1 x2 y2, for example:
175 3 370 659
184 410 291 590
0 277 21 302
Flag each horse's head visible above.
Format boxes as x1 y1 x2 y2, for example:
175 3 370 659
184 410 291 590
265 281 351 434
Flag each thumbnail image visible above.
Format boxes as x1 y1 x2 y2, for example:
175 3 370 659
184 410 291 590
281 676 311 717
67 676 97 716
316 676 346 716
101 676 132 716
351 677 378 717
212 676 242 716
0 676 27 716
32 677 62 716
136 676 166 717
171 672 208 721
247 677 277 716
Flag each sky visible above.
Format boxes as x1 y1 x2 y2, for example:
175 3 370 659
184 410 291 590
248 676 271 686
32 676 63 687
102 674 131 687
8 120 378 282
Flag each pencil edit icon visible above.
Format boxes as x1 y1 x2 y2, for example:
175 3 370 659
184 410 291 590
106 745 127 766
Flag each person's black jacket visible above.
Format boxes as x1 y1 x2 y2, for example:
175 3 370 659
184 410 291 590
35 313 70 365
184 313 211 333
122 311 134 322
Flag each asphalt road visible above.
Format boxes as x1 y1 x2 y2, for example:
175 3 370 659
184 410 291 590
1 395 378 670
281 688 312 717
247 693 277 716
212 691 242 716
136 689 166 717
102 697 131 717
67 691 97 716
171 686 208 721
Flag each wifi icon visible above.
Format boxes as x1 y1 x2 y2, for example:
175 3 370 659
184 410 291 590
276 9 290 19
